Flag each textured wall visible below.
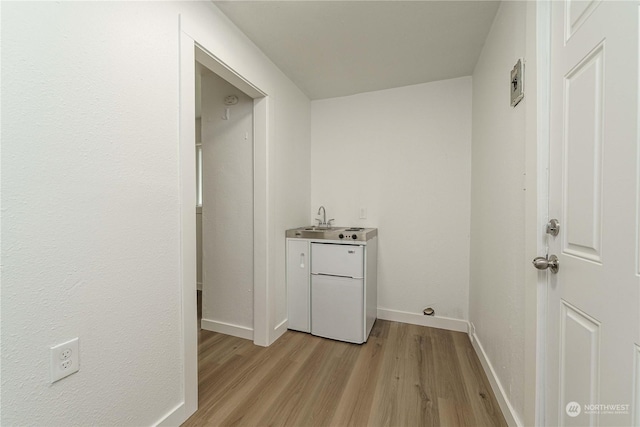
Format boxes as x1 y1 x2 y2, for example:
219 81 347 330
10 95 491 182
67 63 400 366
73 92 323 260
470 1 529 423
1 2 183 425
1 1 311 424
311 77 472 321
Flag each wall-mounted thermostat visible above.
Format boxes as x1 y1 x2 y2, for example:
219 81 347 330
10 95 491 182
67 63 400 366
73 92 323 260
510 59 524 107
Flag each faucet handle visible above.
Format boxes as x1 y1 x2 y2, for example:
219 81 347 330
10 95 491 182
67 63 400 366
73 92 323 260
327 219 335 227
315 218 322 226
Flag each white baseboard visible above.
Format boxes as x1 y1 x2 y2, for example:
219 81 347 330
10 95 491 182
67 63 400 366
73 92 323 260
155 402 186 427
201 318 253 340
470 332 522 427
271 318 288 345
377 307 468 333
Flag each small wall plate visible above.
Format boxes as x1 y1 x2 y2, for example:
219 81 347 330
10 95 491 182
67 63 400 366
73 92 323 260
510 59 524 107
224 95 239 105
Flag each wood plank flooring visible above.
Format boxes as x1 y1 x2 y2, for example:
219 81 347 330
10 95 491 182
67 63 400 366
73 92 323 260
183 320 507 427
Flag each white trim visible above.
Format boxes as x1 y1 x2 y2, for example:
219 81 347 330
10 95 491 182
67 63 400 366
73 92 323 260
178 12 273 425
637 2 640 278
633 344 640 425
181 15 271 348
201 318 254 341
534 2 552 425
194 43 265 99
154 402 186 427
178 19 198 423
377 307 468 333
252 96 270 347
273 318 288 341
471 332 523 427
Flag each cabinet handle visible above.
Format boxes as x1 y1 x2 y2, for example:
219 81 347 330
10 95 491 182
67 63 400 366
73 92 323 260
300 253 305 268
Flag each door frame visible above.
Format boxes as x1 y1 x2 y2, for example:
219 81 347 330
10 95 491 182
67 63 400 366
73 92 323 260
526 1 552 425
535 1 552 424
174 14 270 423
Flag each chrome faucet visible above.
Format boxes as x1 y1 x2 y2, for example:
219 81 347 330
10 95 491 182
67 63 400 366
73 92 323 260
317 206 326 227
316 206 335 228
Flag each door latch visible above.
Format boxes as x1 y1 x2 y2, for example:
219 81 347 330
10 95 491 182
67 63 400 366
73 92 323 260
546 219 560 236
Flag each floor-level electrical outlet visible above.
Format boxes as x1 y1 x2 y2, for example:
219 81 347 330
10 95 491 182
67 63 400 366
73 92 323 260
50 337 79 383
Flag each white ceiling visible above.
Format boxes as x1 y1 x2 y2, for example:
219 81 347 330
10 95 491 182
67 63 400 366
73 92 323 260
214 1 500 100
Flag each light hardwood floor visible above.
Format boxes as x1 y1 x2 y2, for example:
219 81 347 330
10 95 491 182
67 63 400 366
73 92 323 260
183 316 507 427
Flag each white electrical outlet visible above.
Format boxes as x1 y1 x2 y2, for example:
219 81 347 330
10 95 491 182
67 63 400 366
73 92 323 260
359 207 367 219
50 337 79 383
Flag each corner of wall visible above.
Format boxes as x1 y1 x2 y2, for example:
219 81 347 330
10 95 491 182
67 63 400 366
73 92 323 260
469 1 531 425
470 331 524 427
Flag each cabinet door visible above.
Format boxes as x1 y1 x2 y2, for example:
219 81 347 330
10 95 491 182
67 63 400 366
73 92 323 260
287 239 310 332
311 243 364 278
311 274 364 343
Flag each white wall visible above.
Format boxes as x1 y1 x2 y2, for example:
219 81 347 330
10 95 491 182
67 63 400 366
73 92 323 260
311 77 472 322
272 88 313 328
470 2 535 424
0 1 310 425
200 72 254 333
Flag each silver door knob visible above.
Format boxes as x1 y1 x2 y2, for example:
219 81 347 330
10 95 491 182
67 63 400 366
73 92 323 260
532 255 559 273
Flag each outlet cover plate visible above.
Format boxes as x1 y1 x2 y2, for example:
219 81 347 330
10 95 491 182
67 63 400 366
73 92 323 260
50 337 79 383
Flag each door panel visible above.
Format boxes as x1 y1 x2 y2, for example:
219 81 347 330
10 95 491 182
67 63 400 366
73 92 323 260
563 43 604 263
548 1 639 426
559 301 601 426
566 0 601 41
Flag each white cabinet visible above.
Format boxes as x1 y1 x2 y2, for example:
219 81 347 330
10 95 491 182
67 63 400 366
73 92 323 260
287 236 378 343
286 239 310 332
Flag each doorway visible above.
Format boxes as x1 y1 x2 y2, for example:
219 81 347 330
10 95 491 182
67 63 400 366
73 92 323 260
178 21 270 421
195 63 255 339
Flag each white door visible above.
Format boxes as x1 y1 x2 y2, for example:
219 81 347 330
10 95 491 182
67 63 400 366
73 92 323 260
546 1 640 426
